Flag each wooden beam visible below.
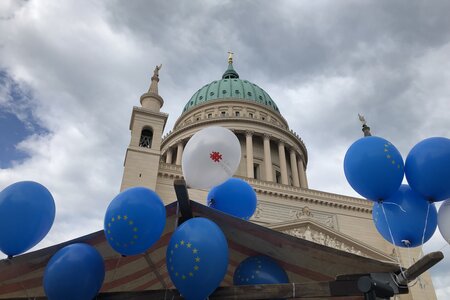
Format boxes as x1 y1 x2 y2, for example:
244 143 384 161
4 281 363 300
209 281 358 299
143 252 167 289
396 251 444 285
173 179 193 223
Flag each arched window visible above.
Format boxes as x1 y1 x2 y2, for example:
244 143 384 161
139 127 153 148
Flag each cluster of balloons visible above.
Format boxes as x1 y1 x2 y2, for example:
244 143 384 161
344 136 450 247
182 126 258 219
1 125 278 300
0 181 106 299
164 126 258 299
42 184 167 299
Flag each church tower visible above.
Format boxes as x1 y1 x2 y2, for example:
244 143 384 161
120 65 168 191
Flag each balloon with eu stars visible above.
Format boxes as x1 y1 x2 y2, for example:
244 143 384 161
372 184 437 248
166 217 228 300
0 181 55 257
104 187 166 256
207 178 257 220
405 137 450 202
344 136 404 201
182 126 241 190
43 243 105 300
233 255 289 286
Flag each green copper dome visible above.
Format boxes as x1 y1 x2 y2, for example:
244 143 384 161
182 63 280 114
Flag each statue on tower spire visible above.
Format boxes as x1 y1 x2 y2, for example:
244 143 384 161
153 64 162 78
358 113 372 137
149 64 162 95
140 64 164 111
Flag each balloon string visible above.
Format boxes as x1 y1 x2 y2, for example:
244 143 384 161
381 203 407 279
382 202 406 213
406 245 412 267
420 203 431 257
405 245 422 288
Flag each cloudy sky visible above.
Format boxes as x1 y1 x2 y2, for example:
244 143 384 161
1 0 450 297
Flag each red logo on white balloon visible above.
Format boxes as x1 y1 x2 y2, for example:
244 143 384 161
210 151 223 163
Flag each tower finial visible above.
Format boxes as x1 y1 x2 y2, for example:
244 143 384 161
141 64 164 111
358 113 372 137
227 51 234 64
222 52 239 79
149 64 162 94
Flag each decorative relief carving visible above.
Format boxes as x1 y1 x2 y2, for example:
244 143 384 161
283 226 366 257
253 203 337 228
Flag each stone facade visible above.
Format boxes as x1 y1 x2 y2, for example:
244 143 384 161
119 65 436 299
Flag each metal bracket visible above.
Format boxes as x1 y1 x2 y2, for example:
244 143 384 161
174 179 193 225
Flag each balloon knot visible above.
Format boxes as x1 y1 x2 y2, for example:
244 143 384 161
401 240 411 247
7 255 13 260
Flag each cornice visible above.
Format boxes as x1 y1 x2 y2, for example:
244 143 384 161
130 106 168 130
161 117 308 165
157 163 372 213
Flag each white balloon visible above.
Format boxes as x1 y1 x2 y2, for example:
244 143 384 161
438 199 450 244
182 126 241 189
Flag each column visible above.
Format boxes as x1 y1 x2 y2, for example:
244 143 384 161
263 134 273 182
175 142 184 165
278 140 288 185
290 149 300 187
165 148 173 164
298 157 308 188
245 131 254 178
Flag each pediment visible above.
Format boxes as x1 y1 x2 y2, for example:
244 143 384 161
251 202 338 230
269 219 396 263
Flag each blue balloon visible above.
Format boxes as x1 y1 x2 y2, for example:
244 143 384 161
0 181 55 256
233 255 289 285
166 217 228 300
405 137 450 202
344 136 404 201
372 185 437 247
104 187 166 256
44 243 105 300
207 178 257 220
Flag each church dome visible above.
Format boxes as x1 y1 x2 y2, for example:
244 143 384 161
182 63 280 114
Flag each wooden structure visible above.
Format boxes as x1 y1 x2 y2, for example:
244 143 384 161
0 180 443 299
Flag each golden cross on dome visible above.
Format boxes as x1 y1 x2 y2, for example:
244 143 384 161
228 51 234 64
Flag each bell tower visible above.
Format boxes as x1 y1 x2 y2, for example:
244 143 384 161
120 65 168 191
